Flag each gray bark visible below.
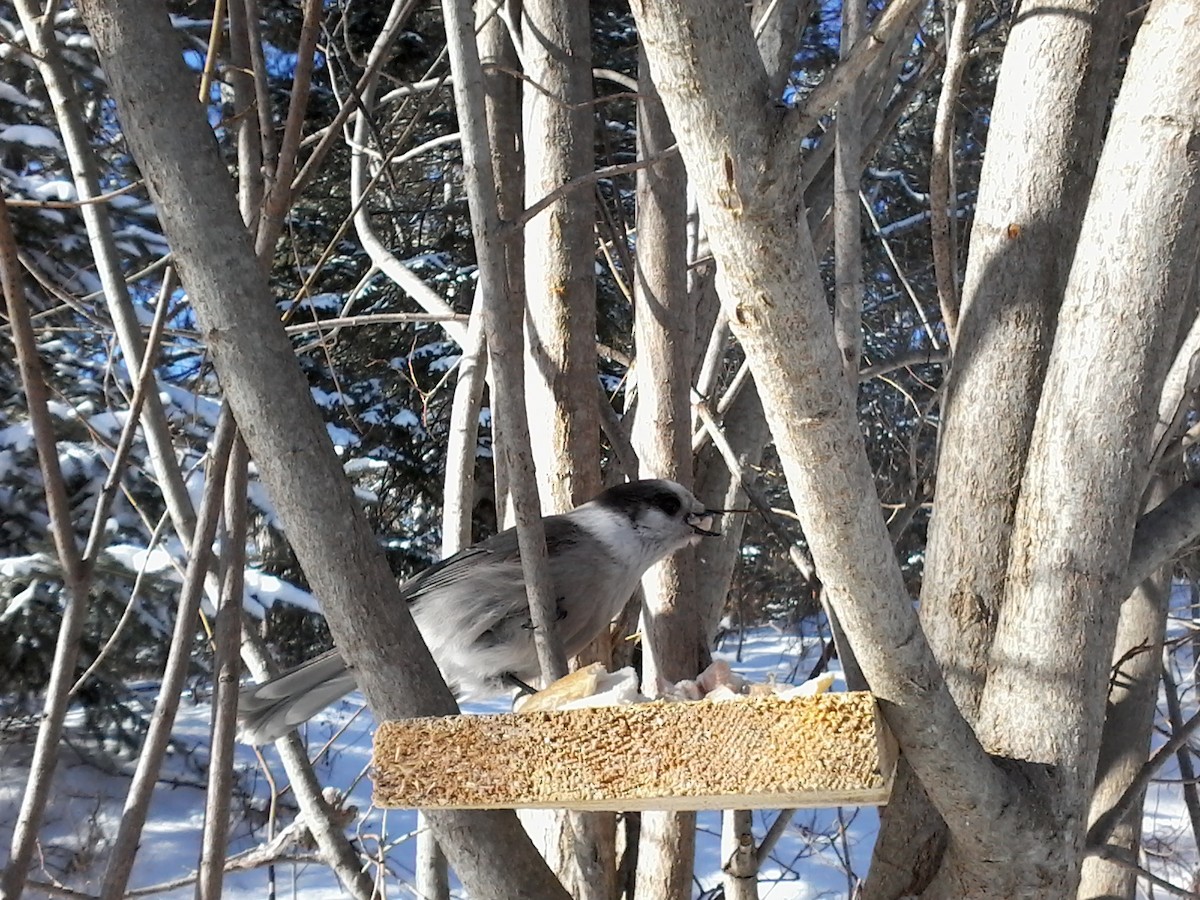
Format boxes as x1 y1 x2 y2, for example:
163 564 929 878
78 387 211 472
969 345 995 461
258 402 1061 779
923 0 1130 721
521 0 601 511
632 49 701 900
627 3 1022 862
928 0 976 341
477 3 523 519
0 196 91 900
197 438 250 900
694 382 770 643
1077 500 1173 898
972 1 1200 892
515 6 614 894
867 1 1131 893
71 0 570 896
833 0 864 387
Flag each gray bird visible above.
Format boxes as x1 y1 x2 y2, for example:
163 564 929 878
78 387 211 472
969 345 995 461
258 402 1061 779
238 479 719 744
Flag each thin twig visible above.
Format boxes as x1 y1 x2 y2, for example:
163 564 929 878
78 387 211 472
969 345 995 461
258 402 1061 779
97 411 236 900
859 348 949 380
507 146 679 233
197 436 249 900
79 268 176 571
778 0 926 146
69 511 173 698
0 194 92 900
286 310 470 334
755 808 797 865
1161 657 1200 853
861 192 942 351
1088 843 1200 898
5 180 145 209
255 0 322 255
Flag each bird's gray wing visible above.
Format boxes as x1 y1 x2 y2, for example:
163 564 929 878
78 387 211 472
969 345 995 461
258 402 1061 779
400 514 587 602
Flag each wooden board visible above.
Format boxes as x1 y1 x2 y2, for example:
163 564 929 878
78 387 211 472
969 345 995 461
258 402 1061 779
372 692 897 811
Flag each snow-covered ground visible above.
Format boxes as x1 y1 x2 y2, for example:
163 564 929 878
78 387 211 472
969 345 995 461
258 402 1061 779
1 617 1196 898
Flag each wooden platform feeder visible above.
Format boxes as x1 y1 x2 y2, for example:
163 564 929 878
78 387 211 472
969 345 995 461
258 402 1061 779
372 692 897 812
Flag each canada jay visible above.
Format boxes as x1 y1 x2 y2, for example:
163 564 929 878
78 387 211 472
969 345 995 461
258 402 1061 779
238 478 720 744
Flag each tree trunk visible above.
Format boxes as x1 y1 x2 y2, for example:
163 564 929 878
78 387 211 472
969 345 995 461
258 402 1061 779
522 0 600 510
72 1 571 896
631 48 702 900
866 1 1130 893
1077 545 1172 896
968 1 1200 893
514 5 615 895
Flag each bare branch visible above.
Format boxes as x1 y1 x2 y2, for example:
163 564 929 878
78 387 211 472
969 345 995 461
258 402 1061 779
1161 656 1200 854
4 179 144 208
197 436 249 900
508 147 679 233
79 268 175 570
98 411 236 900
347 0 466 345
1086 675 1200 849
442 0 568 682
1125 481 1200 600
928 0 977 345
775 0 926 160
0 195 91 900
255 0 321 254
833 0 865 388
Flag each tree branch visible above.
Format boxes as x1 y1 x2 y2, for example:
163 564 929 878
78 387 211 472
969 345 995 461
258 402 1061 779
72 0 572 895
98 412 235 900
1125 481 1200 597
631 0 1026 857
928 0 976 345
0 195 92 900
773 0 926 169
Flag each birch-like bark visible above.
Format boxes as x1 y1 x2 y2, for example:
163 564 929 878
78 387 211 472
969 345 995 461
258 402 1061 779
521 0 600 510
973 2 1200 893
629 0 1030 877
72 0 571 896
631 49 699 900
867 2 1130 893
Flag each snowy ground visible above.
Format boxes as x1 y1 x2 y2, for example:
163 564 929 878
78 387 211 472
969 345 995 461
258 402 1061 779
1 617 1197 898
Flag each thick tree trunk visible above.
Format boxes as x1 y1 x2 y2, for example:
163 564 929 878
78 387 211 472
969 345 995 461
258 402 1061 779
969 1 1200 893
866 1 1130 894
631 51 702 900
522 0 600 509
72 1 571 897
922 0 1129 722
514 6 615 895
629 0 1032 876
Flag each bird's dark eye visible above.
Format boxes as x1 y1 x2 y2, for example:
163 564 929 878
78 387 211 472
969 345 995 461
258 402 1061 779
651 491 682 517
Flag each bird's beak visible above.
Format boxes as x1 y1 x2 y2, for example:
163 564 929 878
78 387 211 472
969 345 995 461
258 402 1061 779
686 509 722 538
